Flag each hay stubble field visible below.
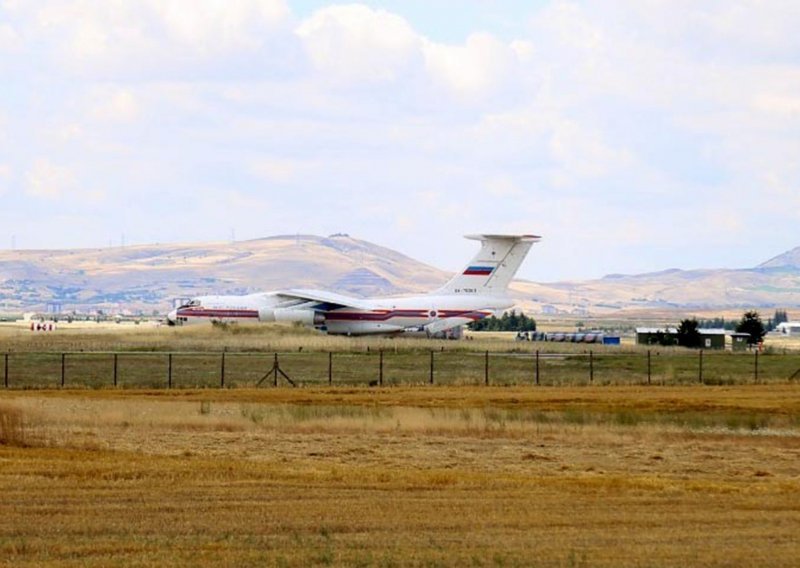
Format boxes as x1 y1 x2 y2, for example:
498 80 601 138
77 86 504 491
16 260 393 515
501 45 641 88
1 385 799 567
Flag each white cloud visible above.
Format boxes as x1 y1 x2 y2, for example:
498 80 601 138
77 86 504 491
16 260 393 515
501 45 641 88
7 0 292 75
422 32 517 99
23 159 105 202
0 22 21 51
510 40 534 63
25 159 76 199
149 0 289 53
642 0 800 60
549 119 633 184
706 206 745 234
754 94 800 117
248 157 301 183
90 88 140 122
295 4 420 83
295 5 530 101
219 189 272 211
485 176 523 197
761 172 800 219
0 163 10 195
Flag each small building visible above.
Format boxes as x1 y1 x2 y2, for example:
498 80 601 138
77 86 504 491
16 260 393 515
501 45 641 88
636 327 678 345
636 327 726 349
698 329 726 350
730 332 751 351
776 322 800 336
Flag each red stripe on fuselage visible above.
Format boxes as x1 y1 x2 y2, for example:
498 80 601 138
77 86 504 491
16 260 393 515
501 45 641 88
325 309 490 322
177 308 259 318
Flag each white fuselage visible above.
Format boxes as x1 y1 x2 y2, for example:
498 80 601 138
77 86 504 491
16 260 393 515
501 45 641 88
169 292 512 335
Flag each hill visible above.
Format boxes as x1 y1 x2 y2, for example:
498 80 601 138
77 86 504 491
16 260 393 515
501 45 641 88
758 247 800 269
0 235 449 313
519 265 800 316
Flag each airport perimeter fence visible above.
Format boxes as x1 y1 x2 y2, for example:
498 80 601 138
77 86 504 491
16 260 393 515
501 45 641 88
2 349 800 389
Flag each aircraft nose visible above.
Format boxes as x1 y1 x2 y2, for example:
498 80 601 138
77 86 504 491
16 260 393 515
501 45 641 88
166 309 178 326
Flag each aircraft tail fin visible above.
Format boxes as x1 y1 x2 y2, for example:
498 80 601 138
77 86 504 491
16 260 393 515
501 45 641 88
434 234 540 296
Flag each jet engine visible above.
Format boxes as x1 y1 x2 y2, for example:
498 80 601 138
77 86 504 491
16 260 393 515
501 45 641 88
259 308 325 327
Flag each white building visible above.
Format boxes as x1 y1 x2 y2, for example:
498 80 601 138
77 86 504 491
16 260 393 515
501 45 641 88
776 322 800 336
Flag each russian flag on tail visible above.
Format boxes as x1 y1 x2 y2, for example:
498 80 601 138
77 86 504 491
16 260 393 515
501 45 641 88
463 266 494 276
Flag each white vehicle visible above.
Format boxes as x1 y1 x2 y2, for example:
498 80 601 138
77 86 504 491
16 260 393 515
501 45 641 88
166 234 540 336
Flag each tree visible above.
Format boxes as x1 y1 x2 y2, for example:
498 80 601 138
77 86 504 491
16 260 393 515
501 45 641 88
468 310 536 332
697 317 736 330
676 318 702 348
652 330 677 346
767 309 789 332
736 310 766 345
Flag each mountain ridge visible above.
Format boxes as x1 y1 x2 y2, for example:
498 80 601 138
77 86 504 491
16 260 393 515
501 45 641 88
758 246 800 269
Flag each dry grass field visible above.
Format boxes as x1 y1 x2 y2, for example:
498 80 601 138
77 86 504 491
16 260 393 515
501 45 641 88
0 321 609 354
1 386 799 566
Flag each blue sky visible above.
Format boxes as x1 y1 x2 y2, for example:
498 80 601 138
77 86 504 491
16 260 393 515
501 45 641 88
1 1 799 282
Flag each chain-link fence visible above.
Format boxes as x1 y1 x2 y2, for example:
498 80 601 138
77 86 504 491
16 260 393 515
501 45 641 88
2 349 799 388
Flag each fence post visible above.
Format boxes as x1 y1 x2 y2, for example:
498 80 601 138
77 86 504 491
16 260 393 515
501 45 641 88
274 353 279 387
379 350 384 386
220 352 226 388
328 352 333 386
589 350 594 383
4 353 8 389
430 350 434 385
754 350 759 384
535 350 540 386
168 353 173 389
484 351 489 386
113 353 118 387
698 350 703 384
647 350 651 385
61 353 66 388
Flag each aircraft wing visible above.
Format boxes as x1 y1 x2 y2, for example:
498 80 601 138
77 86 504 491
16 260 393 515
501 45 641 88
275 289 373 311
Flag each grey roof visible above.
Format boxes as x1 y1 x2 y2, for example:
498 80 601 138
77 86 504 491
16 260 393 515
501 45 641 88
699 329 727 336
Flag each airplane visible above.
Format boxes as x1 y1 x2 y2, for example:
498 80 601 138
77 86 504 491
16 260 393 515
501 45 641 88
166 234 540 336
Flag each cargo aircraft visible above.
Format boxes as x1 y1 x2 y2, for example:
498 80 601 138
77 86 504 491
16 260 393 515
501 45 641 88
166 234 539 336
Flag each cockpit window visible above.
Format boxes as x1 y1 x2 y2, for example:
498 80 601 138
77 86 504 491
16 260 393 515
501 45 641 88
179 299 201 308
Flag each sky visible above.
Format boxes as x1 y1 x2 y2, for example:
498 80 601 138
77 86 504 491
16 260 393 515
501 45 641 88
1 1 799 282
